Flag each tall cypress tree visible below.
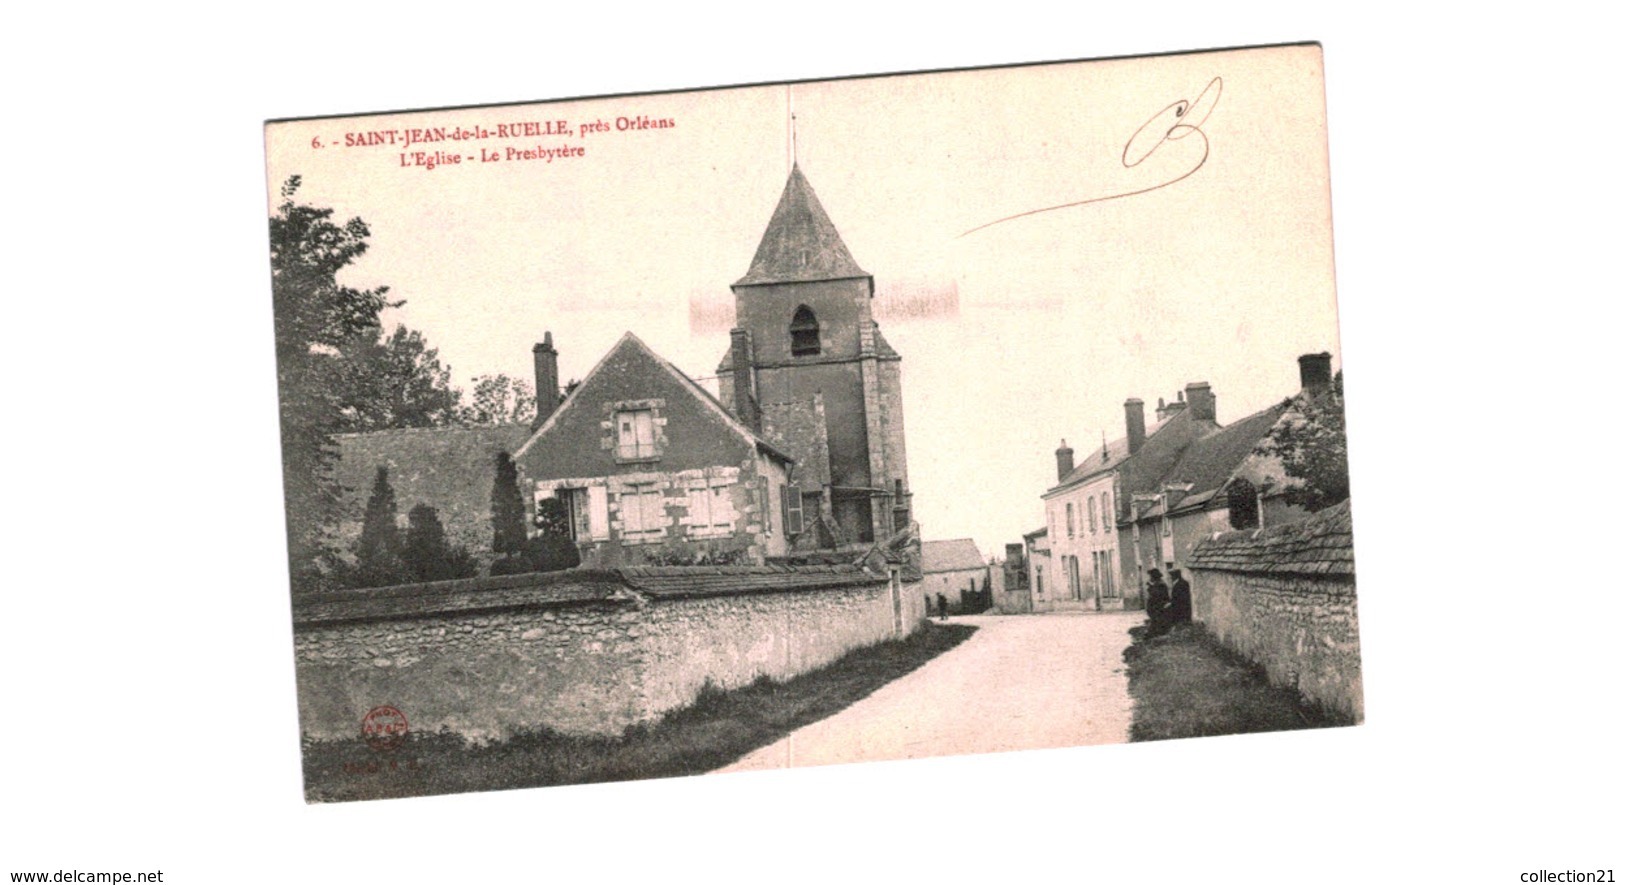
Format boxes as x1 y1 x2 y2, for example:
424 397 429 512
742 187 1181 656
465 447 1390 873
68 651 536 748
355 466 405 587
491 452 527 557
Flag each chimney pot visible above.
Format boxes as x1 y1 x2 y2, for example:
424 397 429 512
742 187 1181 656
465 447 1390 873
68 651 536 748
531 333 560 430
1125 398 1147 455
1185 382 1216 422
1298 352 1333 395
1055 438 1075 481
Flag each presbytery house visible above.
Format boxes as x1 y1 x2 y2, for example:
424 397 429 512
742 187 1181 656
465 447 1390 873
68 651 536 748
511 331 795 567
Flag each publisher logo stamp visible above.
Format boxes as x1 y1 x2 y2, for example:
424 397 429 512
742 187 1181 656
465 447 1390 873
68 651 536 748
360 706 408 753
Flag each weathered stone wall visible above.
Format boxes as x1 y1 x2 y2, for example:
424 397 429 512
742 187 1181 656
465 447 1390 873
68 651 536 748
291 566 908 744
294 602 647 742
1187 501 1361 722
636 582 898 718
1193 570 1362 721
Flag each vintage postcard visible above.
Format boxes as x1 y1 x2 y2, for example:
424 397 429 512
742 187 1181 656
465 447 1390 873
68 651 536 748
265 42 1360 803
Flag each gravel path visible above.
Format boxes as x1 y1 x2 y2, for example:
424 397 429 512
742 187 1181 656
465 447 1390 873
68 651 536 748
715 611 1139 773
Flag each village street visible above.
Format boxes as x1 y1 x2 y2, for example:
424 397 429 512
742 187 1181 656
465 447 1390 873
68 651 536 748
716 611 1140 773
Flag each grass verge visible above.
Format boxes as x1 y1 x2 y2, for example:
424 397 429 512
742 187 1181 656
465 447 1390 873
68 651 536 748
1122 622 1353 742
303 621 977 802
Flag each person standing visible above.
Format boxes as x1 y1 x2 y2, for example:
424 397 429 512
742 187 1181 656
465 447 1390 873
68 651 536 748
935 592 949 621
1144 568 1171 636
1168 568 1192 625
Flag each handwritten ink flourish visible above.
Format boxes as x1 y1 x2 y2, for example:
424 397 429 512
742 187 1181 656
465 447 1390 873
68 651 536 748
959 77 1223 238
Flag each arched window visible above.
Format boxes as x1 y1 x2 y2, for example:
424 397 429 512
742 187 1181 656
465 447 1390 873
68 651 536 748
790 305 820 356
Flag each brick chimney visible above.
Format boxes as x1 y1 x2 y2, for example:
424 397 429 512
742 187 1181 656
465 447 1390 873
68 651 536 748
1156 393 1187 423
531 332 559 430
1055 439 1075 481
1125 398 1146 454
1185 382 1216 422
729 328 761 431
1299 352 1333 395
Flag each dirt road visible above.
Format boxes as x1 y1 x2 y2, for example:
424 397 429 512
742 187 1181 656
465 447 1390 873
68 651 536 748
716 611 1139 773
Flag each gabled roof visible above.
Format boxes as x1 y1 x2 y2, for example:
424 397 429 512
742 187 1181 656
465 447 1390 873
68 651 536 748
921 538 986 574
1158 402 1292 517
1045 407 1213 498
734 164 869 287
513 332 791 465
1052 432 1141 491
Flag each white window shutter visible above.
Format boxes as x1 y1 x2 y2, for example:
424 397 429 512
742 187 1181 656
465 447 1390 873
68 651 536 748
711 483 735 528
687 485 711 529
783 483 804 536
588 485 609 539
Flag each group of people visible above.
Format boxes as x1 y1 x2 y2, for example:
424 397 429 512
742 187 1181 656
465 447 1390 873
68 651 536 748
1143 567 1191 637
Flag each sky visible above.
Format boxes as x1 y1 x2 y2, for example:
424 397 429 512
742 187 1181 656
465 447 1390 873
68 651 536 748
264 44 1340 559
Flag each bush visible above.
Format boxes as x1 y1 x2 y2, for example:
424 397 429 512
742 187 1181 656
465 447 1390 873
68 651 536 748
489 497 580 576
402 504 478 583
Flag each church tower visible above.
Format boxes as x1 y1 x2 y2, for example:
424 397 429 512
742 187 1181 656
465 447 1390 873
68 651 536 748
718 164 911 550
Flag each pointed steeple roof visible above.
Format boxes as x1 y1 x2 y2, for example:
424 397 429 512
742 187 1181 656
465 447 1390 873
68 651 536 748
735 163 869 286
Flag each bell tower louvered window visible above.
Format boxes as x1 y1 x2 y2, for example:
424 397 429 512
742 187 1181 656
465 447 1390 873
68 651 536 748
790 305 820 356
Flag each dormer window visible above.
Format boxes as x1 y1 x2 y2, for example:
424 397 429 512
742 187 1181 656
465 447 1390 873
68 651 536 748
615 408 658 461
790 305 820 356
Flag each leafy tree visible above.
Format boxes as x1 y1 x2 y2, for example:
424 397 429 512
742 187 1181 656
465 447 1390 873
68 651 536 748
460 374 536 426
355 466 407 587
401 504 478 583
1261 372 1350 513
490 452 527 557
270 175 397 590
1226 477 1261 530
338 325 464 431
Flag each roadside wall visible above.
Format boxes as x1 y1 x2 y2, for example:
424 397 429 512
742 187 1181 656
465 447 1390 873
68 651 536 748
1186 501 1362 722
292 566 905 743
636 581 896 717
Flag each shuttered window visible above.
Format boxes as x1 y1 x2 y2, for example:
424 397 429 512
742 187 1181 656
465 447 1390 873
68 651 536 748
782 483 804 535
615 409 657 460
687 479 735 537
622 484 665 537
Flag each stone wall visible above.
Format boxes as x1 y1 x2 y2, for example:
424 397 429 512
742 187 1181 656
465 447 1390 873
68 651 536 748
292 565 913 743
635 582 896 718
294 601 647 742
1186 501 1362 722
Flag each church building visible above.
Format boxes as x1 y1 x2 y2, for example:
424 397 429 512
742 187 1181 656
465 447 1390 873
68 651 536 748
716 164 913 553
